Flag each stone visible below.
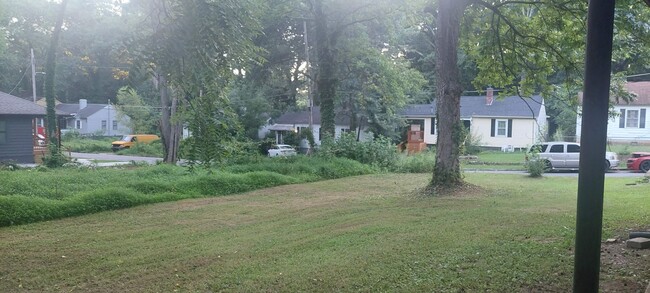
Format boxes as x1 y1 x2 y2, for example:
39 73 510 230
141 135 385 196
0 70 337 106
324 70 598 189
627 237 650 249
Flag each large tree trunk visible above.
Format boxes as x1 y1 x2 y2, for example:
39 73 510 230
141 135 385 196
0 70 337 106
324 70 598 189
430 0 470 188
157 74 182 163
314 0 337 138
44 0 68 151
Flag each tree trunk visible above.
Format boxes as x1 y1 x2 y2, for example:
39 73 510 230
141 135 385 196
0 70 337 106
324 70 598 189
314 0 337 138
430 0 470 188
44 0 68 151
157 74 182 163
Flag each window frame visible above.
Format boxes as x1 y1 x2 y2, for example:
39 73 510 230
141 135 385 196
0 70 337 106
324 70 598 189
626 109 640 128
101 120 107 130
496 119 508 137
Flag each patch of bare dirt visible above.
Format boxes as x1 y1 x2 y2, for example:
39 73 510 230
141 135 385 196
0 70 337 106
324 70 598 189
599 237 650 292
412 182 485 198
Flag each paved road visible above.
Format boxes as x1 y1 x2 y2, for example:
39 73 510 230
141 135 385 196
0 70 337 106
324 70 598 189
70 152 162 164
463 169 646 178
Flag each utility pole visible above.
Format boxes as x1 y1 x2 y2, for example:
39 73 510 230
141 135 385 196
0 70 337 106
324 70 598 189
303 19 313 131
31 48 36 103
303 19 315 154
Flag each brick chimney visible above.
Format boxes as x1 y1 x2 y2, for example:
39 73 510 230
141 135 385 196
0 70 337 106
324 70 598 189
79 99 87 109
486 87 494 106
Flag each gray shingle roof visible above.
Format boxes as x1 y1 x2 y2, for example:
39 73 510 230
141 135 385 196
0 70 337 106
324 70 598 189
275 106 351 125
56 103 106 118
0 91 47 115
403 95 544 118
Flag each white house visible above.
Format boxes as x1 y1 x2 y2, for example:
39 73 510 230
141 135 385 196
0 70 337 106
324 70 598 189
56 99 131 136
263 106 373 148
402 94 547 150
576 81 650 144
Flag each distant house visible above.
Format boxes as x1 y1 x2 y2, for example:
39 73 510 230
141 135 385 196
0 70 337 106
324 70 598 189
0 91 48 163
402 94 547 150
576 81 650 144
55 99 131 136
262 106 372 147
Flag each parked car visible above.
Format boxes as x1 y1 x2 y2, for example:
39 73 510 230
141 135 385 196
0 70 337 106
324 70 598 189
527 142 619 172
111 134 160 151
268 144 297 157
626 152 650 172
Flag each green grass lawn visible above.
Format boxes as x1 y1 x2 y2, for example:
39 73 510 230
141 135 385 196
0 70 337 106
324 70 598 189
1 173 648 292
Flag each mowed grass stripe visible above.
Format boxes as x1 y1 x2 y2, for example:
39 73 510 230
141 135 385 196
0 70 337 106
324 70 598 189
1 174 648 292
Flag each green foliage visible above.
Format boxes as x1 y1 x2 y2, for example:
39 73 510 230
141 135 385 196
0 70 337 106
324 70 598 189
525 146 546 178
461 128 483 155
118 141 164 157
300 128 316 150
41 144 70 168
318 133 398 169
184 91 243 169
0 157 376 226
282 131 301 148
62 136 116 153
115 87 158 134
392 151 436 173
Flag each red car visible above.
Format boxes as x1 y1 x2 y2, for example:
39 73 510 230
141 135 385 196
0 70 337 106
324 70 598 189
626 152 650 172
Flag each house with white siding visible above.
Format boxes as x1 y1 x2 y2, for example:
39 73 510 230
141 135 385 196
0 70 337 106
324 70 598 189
576 81 650 144
262 106 372 148
402 94 547 150
55 99 131 136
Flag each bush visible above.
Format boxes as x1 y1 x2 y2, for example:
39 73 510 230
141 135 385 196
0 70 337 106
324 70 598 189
0 157 377 226
318 133 398 169
61 136 115 153
392 151 436 173
525 147 545 177
118 140 164 157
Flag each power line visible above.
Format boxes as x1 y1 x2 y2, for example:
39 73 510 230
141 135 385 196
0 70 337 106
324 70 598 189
8 61 31 95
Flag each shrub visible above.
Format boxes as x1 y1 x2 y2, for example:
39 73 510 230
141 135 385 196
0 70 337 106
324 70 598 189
0 157 377 226
525 146 545 177
318 133 398 169
61 136 115 153
392 151 436 173
118 140 164 157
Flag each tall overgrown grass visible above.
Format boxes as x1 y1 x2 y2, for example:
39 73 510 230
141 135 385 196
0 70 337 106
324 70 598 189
0 158 375 226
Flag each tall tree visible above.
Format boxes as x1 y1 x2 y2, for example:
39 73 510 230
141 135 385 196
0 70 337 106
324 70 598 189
127 0 262 163
431 0 471 187
44 0 68 156
429 0 650 189
310 0 406 138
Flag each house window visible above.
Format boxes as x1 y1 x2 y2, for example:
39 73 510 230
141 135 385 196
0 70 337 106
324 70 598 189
627 110 639 128
620 109 647 129
496 119 508 136
491 118 513 138
76 120 81 129
101 120 107 130
0 120 6 144
113 121 118 130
